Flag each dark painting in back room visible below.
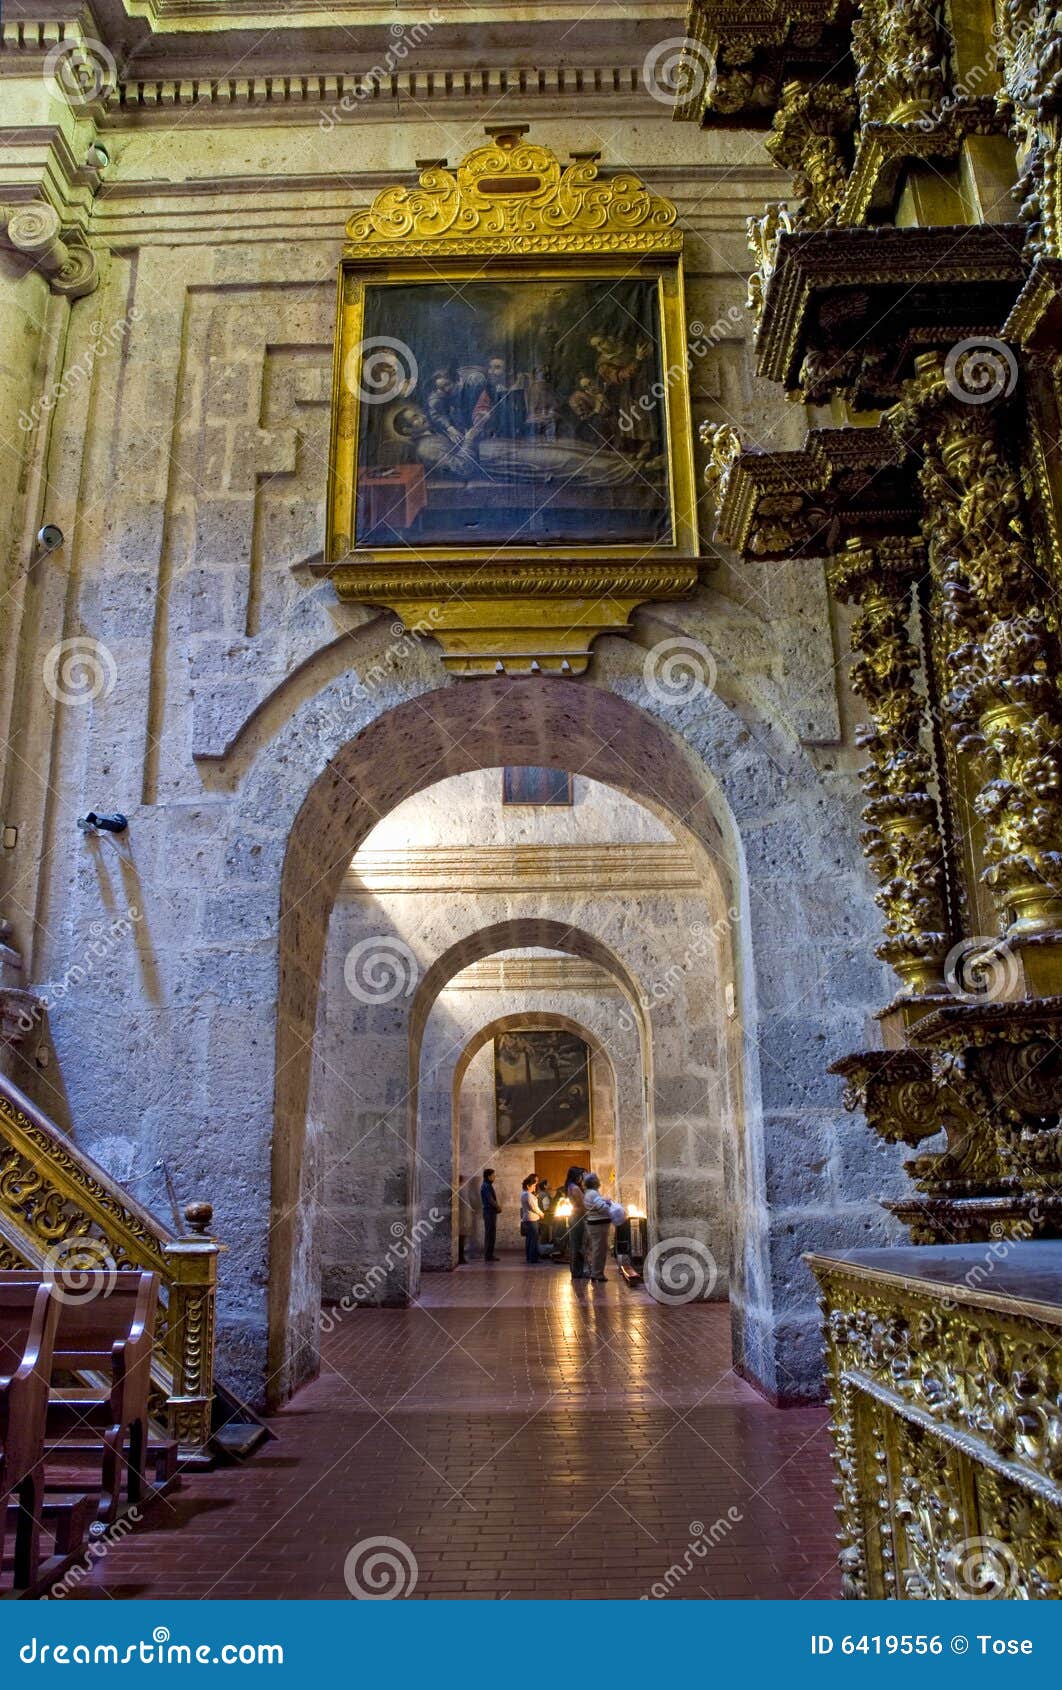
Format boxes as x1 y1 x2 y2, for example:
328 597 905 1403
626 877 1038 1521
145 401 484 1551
502 767 573 806
354 277 671 549
494 1030 593 1146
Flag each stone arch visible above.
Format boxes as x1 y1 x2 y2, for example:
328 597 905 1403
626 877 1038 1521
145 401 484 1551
271 678 746 1398
320 916 671 1308
402 917 727 1284
261 667 883 1407
415 970 648 1273
445 1009 629 1265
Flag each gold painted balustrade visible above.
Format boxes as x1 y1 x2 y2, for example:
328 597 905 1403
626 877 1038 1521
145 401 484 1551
808 1246 1062 1599
0 1072 219 1459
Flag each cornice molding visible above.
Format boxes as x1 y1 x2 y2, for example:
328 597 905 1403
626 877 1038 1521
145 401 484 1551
445 958 623 994
109 63 652 117
346 843 704 895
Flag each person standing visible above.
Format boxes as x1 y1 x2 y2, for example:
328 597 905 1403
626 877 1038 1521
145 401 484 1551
582 1172 625 1284
520 1175 543 1264
457 1172 477 1265
535 1180 552 1253
481 1167 501 1261
564 1166 588 1281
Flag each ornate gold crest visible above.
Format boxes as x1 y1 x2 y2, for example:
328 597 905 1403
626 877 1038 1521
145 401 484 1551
343 130 683 259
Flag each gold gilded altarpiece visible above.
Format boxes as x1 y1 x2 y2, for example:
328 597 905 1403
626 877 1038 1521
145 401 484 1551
689 0 1062 1599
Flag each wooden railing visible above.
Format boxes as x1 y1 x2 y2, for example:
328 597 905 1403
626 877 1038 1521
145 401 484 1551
0 1073 219 1459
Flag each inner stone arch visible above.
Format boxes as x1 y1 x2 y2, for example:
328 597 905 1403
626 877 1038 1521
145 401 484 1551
277 680 749 1400
445 1007 627 1266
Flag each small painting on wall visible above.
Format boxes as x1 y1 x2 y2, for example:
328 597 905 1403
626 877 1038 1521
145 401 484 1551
494 1030 592 1145
502 766 573 807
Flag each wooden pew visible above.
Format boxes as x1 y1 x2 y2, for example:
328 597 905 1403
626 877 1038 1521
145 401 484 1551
0 1283 59 1590
0 1270 158 1531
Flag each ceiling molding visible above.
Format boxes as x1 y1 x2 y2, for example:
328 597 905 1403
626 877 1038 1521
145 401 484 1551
445 958 622 994
346 842 705 896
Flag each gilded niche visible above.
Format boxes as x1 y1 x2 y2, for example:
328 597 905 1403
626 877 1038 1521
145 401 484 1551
317 128 701 676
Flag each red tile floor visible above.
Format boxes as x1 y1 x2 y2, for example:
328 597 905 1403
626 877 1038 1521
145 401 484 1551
65 1257 840 1600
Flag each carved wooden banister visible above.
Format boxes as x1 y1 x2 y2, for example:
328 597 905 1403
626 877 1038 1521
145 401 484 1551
0 1072 219 1459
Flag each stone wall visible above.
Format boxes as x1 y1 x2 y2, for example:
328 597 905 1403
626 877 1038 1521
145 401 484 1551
0 19 910 1406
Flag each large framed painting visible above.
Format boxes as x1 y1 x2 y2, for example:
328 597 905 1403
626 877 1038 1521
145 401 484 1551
322 130 700 674
494 1030 593 1146
352 276 671 550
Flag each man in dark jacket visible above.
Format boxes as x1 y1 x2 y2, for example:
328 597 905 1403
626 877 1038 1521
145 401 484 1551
480 1168 501 1261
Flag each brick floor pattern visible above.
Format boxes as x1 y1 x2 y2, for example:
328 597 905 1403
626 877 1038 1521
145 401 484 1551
66 1260 840 1600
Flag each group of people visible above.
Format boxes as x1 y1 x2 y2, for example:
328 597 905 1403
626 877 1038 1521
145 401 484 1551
476 1166 626 1284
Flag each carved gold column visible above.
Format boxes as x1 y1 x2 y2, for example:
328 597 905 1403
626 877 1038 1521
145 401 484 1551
996 0 1062 257
162 1203 220 1463
764 80 857 226
891 350 1062 940
829 537 950 994
850 0 947 126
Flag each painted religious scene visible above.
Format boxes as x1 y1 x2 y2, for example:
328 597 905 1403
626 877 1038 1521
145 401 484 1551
494 1030 593 1145
354 277 672 548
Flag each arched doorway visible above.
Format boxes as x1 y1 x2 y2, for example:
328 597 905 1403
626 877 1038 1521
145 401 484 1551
270 678 748 1401
417 989 645 1271
449 1011 625 1265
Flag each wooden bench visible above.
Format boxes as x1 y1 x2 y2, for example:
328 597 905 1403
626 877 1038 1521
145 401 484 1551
0 1282 59 1590
0 1270 158 1532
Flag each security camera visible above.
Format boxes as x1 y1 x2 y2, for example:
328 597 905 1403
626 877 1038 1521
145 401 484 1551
77 812 128 834
36 524 64 553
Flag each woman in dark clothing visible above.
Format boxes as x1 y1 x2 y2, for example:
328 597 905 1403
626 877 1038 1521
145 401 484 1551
564 1166 589 1281
536 1180 553 1252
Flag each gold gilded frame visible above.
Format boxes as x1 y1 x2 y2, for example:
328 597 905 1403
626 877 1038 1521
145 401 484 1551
319 128 701 675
